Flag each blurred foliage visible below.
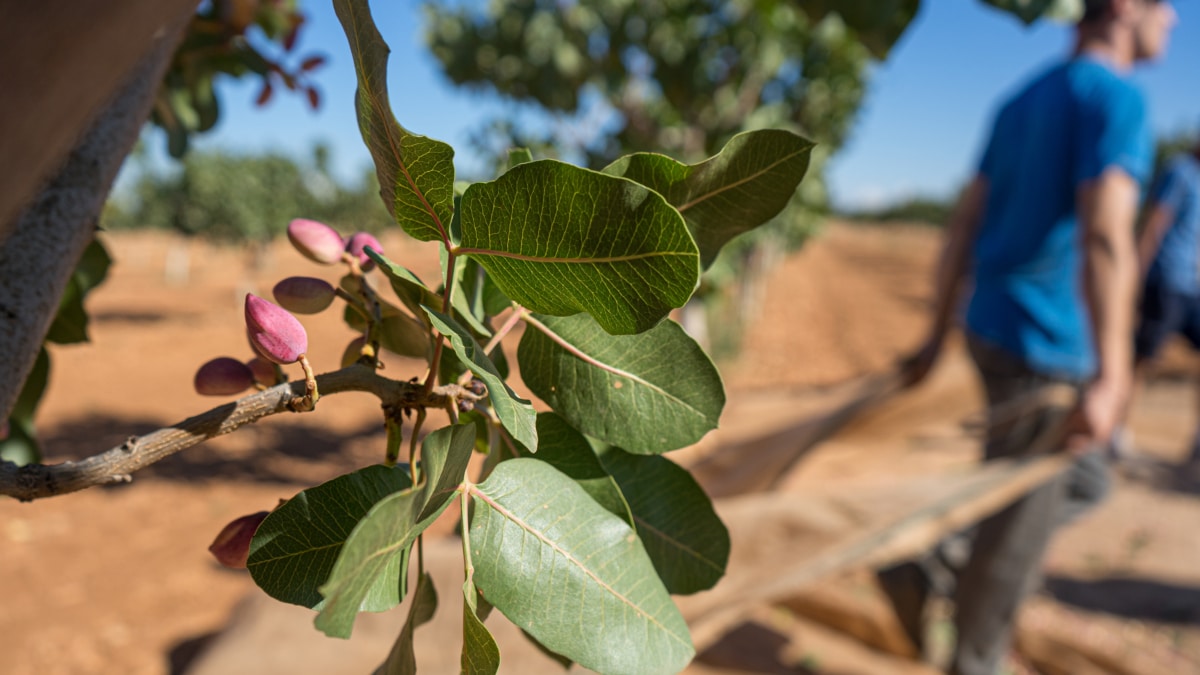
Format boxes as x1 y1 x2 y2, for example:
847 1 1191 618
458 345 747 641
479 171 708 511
423 0 923 354
837 195 955 227
153 0 327 158
979 0 1083 24
105 143 393 243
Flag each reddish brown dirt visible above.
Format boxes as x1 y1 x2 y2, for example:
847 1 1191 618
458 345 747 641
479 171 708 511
2 223 1198 674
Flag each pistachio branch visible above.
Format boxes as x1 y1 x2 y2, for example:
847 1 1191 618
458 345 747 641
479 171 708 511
0 365 467 502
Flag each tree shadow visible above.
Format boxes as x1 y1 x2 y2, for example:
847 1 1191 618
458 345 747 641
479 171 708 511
696 621 817 675
39 413 397 486
1043 575 1200 624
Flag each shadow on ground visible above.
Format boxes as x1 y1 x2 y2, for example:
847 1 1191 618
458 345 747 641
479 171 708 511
696 621 818 674
1044 575 1200 624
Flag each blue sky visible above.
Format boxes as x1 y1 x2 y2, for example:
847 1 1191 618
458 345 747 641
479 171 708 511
141 0 1200 210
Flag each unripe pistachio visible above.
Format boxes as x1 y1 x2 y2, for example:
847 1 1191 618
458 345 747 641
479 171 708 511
246 357 279 387
208 511 269 569
345 232 383 270
245 294 308 365
341 336 367 368
273 276 336 314
287 218 344 265
194 357 256 396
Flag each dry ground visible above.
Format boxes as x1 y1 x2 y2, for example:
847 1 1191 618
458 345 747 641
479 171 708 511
2 222 1198 674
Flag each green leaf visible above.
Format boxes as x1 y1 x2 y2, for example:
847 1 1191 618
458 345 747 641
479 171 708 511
423 308 537 452
366 249 442 327
2 346 51 465
377 315 432 360
793 0 920 58
603 129 813 269
518 313 724 454
469 459 694 675
461 580 501 675
507 147 533 170
248 465 413 610
519 629 572 670
341 297 430 360
516 413 632 526
458 160 699 335
333 0 456 243
45 279 88 344
596 447 729 595
417 424 475 521
10 346 49 423
0 424 40 467
74 238 112 293
460 257 512 319
314 481 451 638
373 571 437 675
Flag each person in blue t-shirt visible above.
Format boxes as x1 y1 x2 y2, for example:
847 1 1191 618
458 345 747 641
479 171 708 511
1131 139 1200 462
882 1 1177 674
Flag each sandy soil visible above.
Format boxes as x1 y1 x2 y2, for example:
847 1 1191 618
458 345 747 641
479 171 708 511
2 222 1198 674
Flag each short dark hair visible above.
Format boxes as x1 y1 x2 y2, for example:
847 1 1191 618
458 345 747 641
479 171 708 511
1081 0 1113 23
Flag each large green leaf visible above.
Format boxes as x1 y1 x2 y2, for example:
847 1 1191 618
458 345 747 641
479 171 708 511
333 0 455 244
468 459 694 675
603 130 813 270
373 571 437 675
248 465 414 609
517 413 632 526
458 160 699 335
461 580 501 674
423 308 537 452
314 482 451 638
596 447 729 595
518 313 724 454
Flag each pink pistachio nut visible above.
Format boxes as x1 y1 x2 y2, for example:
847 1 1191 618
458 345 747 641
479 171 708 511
287 218 345 265
341 336 367 368
345 232 383 271
244 294 309 365
273 276 336 315
194 357 256 396
246 357 279 387
208 511 269 569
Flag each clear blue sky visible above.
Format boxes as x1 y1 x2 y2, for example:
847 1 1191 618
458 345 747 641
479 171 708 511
140 0 1200 211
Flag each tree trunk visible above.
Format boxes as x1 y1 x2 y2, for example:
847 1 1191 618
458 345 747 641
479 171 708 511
0 15 189 423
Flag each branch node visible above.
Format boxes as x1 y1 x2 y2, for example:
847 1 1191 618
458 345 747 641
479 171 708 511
121 436 139 453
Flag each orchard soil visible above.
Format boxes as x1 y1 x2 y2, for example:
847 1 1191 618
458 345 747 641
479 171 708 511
3 222 1199 674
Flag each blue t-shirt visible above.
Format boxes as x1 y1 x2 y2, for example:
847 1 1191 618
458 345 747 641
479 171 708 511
1146 154 1200 294
964 57 1153 380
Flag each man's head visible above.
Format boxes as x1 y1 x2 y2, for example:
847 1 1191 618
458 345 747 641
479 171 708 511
1080 0 1177 62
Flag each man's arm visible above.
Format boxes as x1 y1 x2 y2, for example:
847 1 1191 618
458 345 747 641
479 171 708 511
1136 201 1176 276
902 174 988 387
1074 166 1142 448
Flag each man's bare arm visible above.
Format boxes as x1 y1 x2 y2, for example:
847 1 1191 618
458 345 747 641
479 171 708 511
1075 167 1141 446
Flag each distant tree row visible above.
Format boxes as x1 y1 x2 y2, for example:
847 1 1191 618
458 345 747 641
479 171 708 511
102 142 393 244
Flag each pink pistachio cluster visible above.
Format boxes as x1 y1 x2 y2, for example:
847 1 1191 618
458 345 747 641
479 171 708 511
286 218 383 270
194 218 379 399
209 511 269 569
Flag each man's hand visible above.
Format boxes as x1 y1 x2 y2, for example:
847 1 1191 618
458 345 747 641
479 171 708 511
1065 376 1129 455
